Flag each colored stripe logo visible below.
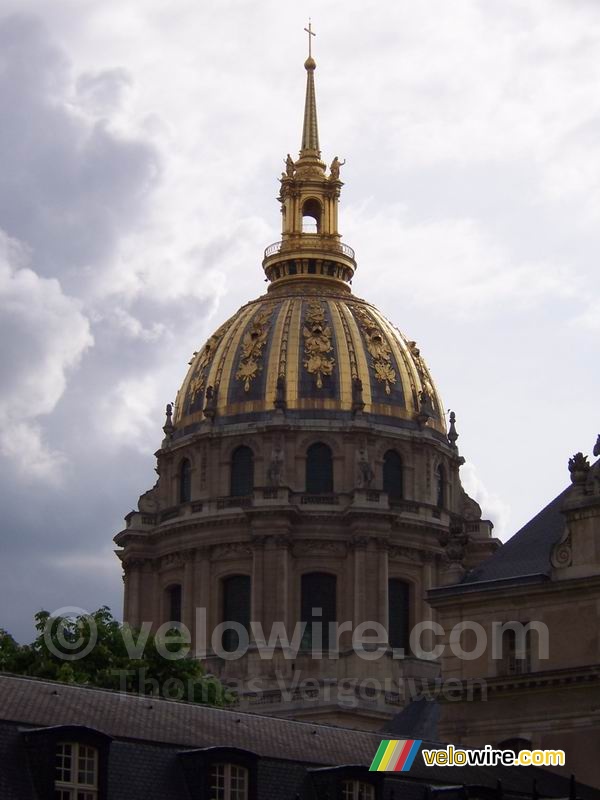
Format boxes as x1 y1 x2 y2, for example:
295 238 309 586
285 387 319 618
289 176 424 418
369 739 422 772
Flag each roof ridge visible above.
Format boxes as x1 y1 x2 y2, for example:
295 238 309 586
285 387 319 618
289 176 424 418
0 673 381 737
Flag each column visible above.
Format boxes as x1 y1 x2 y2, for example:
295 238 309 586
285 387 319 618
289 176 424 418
183 551 195 638
194 547 211 656
251 539 265 638
353 539 367 626
275 536 290 632
421 560 435 654
127 561 141 629
378 542 389 642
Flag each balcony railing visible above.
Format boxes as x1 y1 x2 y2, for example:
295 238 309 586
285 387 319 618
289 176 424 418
145 491 448 527
300 493 340 505
216 496 253 510
263 238 355 261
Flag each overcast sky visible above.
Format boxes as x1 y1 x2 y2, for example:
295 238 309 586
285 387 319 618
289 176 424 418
1 0 599 642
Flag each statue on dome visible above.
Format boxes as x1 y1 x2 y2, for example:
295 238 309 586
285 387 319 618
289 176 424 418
352 377 365 416
285 154 295 177
329 156 345 180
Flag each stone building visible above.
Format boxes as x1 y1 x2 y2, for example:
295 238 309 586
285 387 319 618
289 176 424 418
114 45 498 729
428 441 600 789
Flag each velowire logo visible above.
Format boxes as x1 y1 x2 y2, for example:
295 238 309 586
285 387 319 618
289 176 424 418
369 739 422 772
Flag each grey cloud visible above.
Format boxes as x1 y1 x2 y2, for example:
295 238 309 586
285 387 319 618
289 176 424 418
0 14 160 290
76 68 133 114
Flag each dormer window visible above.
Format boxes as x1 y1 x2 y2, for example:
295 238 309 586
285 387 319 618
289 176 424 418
342 780 375 799
209 763 248 799
55 741 98 799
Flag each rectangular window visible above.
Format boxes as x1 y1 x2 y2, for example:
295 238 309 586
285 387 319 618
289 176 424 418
342 780 375 800
54 743 98 800
209 763 248 800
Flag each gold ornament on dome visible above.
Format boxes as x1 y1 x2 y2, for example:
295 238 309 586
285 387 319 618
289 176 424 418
303 300 335 389
408 340 435 398
187 320 233 407
353 306 397 395
235 307 272 392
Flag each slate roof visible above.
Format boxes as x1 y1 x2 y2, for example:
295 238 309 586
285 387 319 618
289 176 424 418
459 487 570 588
1 673 599 799
0 673 382 766
382 697 440 740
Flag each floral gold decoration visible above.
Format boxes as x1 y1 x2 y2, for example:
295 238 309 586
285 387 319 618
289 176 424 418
187 320 233 408
353 306 397 395
303 300 335 389
235 307 272 392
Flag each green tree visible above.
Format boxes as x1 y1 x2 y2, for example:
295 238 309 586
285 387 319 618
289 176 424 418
1 607 231 707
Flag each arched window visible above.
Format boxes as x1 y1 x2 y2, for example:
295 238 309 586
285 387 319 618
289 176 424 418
301 198 321 233
300 572 336 651
179 458 192 503
388 578 410 651
166 584 182 624
230 446 254 497
383 449 403 502
305 442 333 494
210 763 248 800
342 781 375 800
222 575 251 653
500 626 532 675
55 742 98 799
435 464 445 509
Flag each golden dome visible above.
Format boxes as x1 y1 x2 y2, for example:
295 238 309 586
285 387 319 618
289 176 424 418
173 283 445 436
172 39 445 438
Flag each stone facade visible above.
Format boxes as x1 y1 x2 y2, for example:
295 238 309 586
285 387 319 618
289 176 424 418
428 443 600 788
116 414 499 728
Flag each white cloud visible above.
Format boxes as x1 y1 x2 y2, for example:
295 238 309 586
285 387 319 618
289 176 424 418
0 231 93 481
348 206 580 319
460 460 511 541
96 374 164 453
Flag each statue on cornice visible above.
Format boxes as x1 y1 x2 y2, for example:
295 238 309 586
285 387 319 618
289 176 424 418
267 441 285 487
329 156 345 180
356 445 375 489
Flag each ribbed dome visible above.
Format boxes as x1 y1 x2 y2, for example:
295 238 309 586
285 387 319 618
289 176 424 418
173 282 445 436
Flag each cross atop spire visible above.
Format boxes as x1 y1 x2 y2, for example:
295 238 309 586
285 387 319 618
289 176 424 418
304 19 316 59
300 20 320 156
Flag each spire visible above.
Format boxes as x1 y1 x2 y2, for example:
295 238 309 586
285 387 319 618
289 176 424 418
300 20 320 156
261 25 357 291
